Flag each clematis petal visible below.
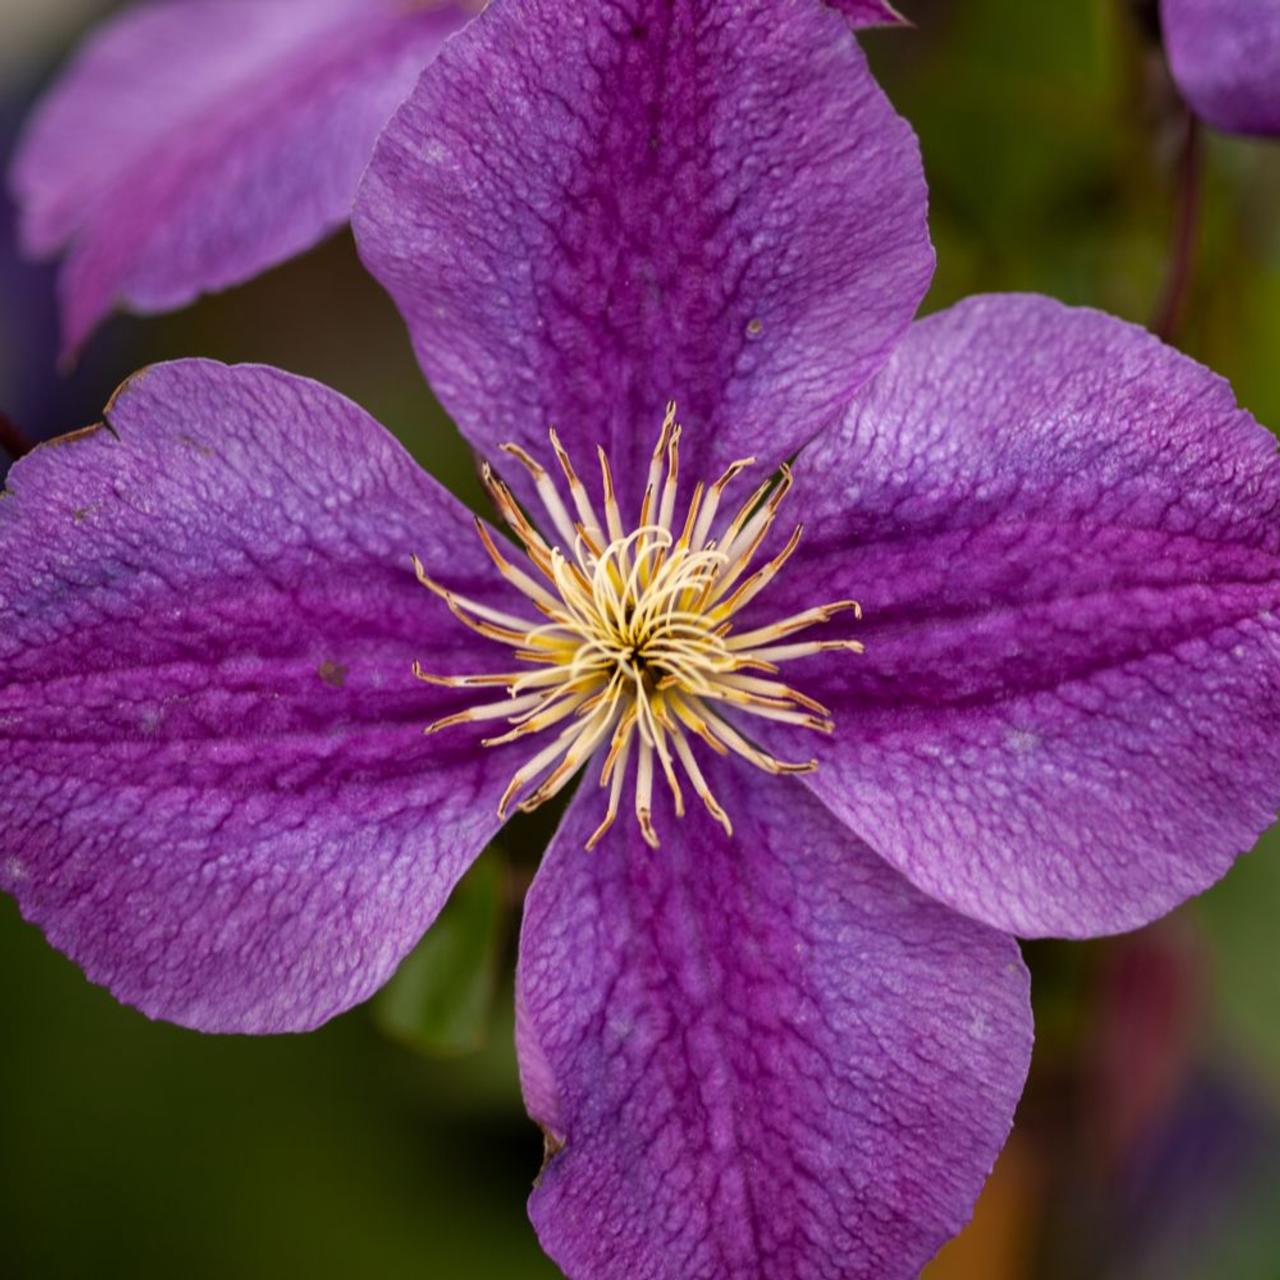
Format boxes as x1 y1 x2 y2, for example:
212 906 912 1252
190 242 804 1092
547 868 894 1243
517 759 1032 1280
828 0 911 29
0 360 524 1033
1161 0 1280 137
770 293 1280 938
9 0 473 357
354 0 932 513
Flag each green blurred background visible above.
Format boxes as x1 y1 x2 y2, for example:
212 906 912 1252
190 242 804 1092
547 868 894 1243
2 1 1280 1276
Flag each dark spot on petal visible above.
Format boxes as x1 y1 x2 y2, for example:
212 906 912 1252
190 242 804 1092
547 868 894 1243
317 660 349 689
177 433 215 458
630 22 648 39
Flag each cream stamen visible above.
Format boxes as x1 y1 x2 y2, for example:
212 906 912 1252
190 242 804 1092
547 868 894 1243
413 405 861 848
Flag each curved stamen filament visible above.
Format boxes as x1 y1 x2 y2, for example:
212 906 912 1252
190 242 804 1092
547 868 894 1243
412 405 861 848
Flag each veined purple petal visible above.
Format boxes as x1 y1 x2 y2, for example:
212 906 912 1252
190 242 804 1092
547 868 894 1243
9 0 474 357
827 0 910 28
771 294 1280 938
517 760 1031 1280
0 361 523 1032
354 0 932 515
1161 0 1280 136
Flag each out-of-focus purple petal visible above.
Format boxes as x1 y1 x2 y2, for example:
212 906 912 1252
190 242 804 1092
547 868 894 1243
769 293 1280 938
9 0 473 357
828 0 910 28
354 0 932 514
0 360 523 1033
1161 0 1280 136
517 759 1031 1279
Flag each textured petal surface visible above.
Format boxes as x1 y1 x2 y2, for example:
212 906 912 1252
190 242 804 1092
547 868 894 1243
9 0 473 355
768 294 1280 937
354 0 932 514
1162 0 1280 136
0 361 523 1032
517 760 1032 1280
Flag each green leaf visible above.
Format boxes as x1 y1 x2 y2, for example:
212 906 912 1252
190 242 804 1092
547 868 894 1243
373 848 506 1056
1196 826 1280 1083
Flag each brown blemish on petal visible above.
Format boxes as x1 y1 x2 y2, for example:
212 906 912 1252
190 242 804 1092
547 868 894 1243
44 423 107 449
533 1126 566 1187
316 660 349 689
177 433 215 458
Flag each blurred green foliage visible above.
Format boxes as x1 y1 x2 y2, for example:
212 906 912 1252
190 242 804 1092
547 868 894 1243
0 890 559 1279
1199 827 1280 1079
374 849 507 1057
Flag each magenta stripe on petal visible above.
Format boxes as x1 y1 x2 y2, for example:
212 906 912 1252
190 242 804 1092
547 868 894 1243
9 0 473 356
354 0 932 515
0 361 522 1032
517 759 1031 1280
765 294 1280 938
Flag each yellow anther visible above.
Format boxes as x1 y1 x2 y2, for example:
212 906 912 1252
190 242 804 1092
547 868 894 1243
411 408 862 848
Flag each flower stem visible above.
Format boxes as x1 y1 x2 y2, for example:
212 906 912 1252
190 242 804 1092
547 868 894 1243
0 409 34 460
1150 110 1203 344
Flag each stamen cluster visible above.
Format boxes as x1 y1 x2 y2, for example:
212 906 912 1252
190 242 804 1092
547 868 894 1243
413 405 862 849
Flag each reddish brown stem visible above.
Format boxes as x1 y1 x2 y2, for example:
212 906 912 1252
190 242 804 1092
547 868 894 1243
1150 110 1203 344
0 409 34 461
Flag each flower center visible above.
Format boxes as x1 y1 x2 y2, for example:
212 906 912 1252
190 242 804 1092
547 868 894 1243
412 404 862 849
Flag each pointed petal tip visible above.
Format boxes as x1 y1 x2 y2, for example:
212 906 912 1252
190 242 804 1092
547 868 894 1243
828 0 914 31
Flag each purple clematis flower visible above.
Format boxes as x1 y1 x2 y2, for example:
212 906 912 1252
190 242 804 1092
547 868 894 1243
1161 0 1280 136
5 0 1280 1275
8 0 478 358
